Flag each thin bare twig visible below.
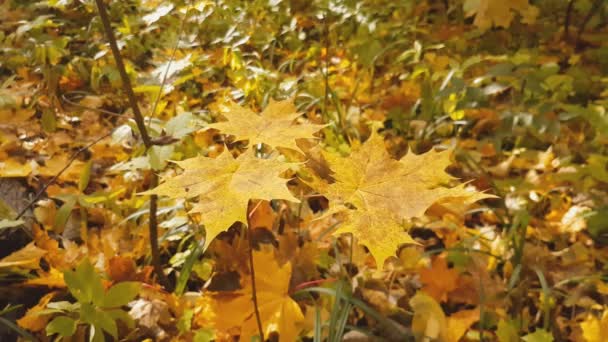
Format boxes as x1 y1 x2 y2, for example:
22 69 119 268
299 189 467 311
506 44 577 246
94 0 169 289
564 0 575 41
576 0 602 47
15 132 112 223
61 91 125 117
94 0 151 147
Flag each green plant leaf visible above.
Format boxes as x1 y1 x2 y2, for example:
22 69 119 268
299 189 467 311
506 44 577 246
497 319 519 342
522 329 554 342
0 219 25 230
46 316 77 337
79 159 93 192
194 328 214 342
80 303 117 339
100 282 141 308
177 309 194 334
53 196 77 232
106 309 135 330
64 260 104 304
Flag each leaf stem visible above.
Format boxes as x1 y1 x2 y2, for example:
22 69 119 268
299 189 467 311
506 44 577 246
246 222 265 341
94 0 169 289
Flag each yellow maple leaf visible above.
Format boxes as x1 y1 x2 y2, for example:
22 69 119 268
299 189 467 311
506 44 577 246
446 308 480 342
145 149 299 250
195 249 304 341
318 133 493 267
208 99 326 152
581 309 608 342
464 0 539 30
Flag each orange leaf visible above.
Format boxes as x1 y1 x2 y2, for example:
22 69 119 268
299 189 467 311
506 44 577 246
196 248 304 341
420 254 459 302
17 292 56 332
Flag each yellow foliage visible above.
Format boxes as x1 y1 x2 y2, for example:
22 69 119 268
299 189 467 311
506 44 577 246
195 249 304 341
314 133 493 267
146 149 299 250
208 99 326 152
0 242 46 269
410 292 448 341
581 309 608 342
464 0 539 30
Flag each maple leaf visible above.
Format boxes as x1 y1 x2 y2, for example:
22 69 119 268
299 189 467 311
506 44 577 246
207 99 326 152
580 309 608 342
446 308 480 342
316 133 493 267
419 254 459 302
195 248 304 341
145 150 299 250
464 0 539 30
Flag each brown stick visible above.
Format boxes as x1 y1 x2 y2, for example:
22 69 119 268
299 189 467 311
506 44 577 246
247 206 265 341
564 0 575 41
94 0 169 289
576 0 602 47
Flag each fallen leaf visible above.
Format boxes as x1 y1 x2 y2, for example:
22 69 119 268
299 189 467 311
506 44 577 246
248 200 276 230
409 292 447 341
497 319 520 342
17 292 56 331
420 254 459 302
24 268 66 288
196 248 304 341
0 242 46 269
580 309 608 342
522 329 554 342
0 159 32 177
446 308 480 342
